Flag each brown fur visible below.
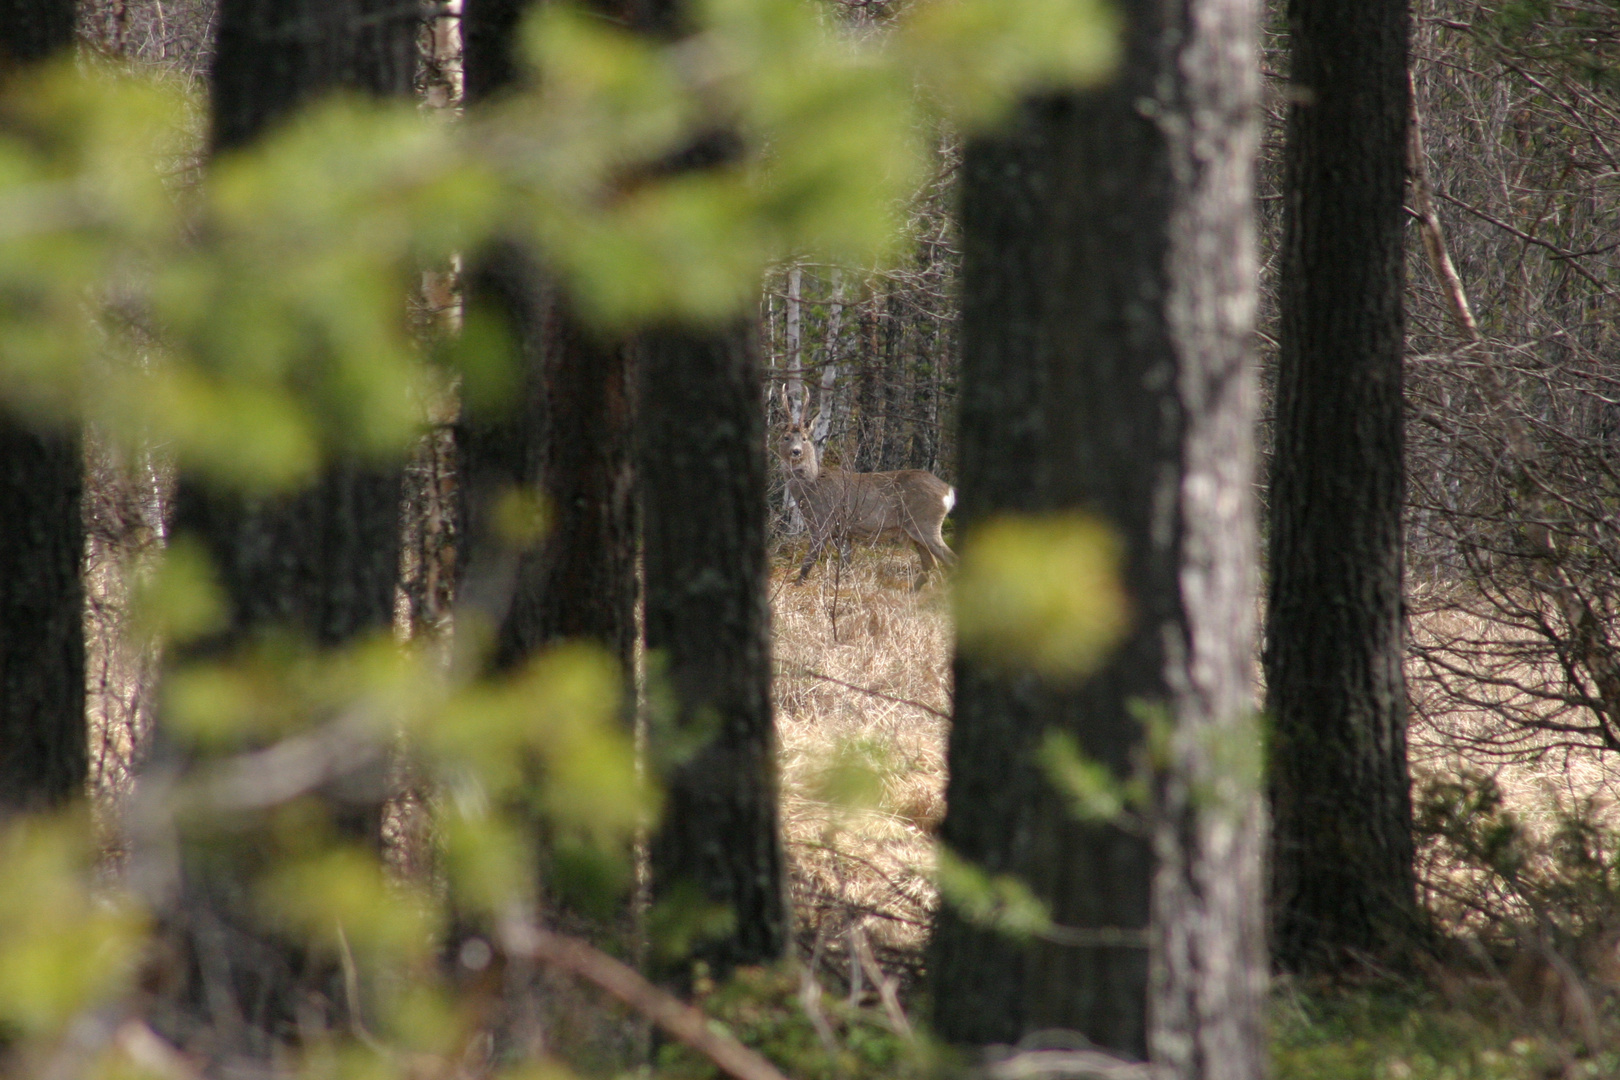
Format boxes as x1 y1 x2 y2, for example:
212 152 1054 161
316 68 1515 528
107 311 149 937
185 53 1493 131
777 419 956 589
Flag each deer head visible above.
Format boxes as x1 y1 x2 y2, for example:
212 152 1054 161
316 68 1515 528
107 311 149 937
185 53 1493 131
778 385 821 482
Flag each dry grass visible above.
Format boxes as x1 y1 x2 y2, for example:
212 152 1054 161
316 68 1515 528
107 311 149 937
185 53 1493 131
80 483 1620 978
767 554 1620 974
770 539 952 982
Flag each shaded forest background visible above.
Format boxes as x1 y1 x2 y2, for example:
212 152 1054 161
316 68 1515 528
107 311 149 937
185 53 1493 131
77 0 1620 796
12 0 1620 1076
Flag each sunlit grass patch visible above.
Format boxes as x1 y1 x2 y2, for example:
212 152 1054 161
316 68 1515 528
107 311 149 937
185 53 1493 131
771 544 950 975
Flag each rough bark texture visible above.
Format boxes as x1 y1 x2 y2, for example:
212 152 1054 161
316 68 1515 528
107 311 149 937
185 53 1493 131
459 0 638 676
458 1 637 933
1266 0 1419 975
0 422 85 816
0 0 83 821
930 0 1264 1072
640 325 787 980
171 471 402 648
0 0 75 66
146 0 414 1060
459 249 638 675
211 0 417 152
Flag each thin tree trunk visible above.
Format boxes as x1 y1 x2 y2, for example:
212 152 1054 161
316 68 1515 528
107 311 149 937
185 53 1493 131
785 265 803 410
854 298 880 472
1266 0 1420 975
0 0 83 820
931 0 1264 1072
878 293 905 471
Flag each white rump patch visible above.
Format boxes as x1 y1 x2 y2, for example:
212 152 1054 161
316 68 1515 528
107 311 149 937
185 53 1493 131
944 487 957 514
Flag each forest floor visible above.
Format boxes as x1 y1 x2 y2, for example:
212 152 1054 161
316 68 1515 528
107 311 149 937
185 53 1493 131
75 533 1620 1076
769 540 1620 1079
769 541 951 994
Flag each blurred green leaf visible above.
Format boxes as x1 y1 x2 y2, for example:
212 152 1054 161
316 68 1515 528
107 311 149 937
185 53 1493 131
898 0 1119 128
0 815 146 1034
256 844 433 963
129 537 228 645
933 844 1051 940
808 736 890 815
954 512 1130 680
647 880 739 961
441 809 536 917
1038 731 1132 824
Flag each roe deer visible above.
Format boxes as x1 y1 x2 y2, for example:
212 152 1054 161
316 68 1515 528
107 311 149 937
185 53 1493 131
776 390 956 589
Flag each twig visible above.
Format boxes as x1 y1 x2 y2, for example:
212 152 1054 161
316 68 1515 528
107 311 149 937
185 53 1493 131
496 918 793 1080
1038 923 1150 950
186 714 386 813
850 924 913 1040
777 662 951 720
1432 189 1620 302
1407 72 1482 344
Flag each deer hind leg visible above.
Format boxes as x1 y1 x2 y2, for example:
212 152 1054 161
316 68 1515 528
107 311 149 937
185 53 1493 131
915 512 956 570
902 526 955 589
907 536 941 590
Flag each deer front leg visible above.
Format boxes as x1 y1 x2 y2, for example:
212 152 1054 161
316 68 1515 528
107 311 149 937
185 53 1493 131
796 535 825 583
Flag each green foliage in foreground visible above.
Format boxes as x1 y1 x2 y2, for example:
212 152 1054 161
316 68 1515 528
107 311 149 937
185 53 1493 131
656 965 942 1080
1273 981 1619 1080
0 0 1125 1074
0 0 1116 491
953 513 1128 681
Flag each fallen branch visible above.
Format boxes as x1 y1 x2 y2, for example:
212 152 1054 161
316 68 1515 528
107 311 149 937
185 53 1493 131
497 919 792 1080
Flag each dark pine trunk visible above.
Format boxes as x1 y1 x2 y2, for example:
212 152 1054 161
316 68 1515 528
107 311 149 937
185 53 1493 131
930 0 1264 1074
1266 0 1419 975
458 0 637 675
639 324 786 982
0 0 83 820
0 425 84 817
195 0 414 816
0 0 74 66
211 0 417 152
147 0 415 1060
460 249 638 675
458 0 638 926
462 0 526 103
